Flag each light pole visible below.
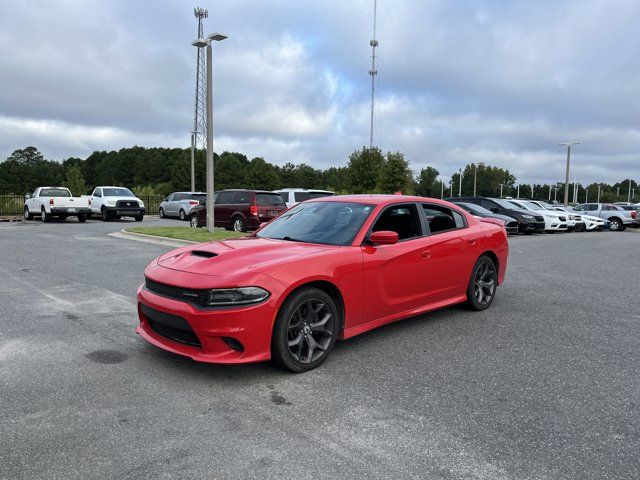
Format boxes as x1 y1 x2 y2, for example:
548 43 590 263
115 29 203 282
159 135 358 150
628 180 633 203
499 183 504 198
458 168 462 197
473 163 482 196
530 184 534 198
553 187 558 202
558 142 581 206
516 184 520 199
597 185 601 203
548 185 552 201
440 180 444 199
585 189 588 203
192 33 227 232
616 187 620 198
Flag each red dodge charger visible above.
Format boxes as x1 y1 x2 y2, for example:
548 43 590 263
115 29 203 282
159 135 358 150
137 195 508 372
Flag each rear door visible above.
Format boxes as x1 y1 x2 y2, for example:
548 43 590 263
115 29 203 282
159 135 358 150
214 191 235 227
421 203 478 302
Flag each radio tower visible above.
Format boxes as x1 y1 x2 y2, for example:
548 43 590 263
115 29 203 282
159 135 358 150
192 7 208 151
368 0 378 147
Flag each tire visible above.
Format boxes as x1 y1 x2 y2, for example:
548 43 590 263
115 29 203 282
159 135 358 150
101 207 110 221
271 287 339 373
135 215 144 222
179 209 187 221
78 214 87 223
466 255 498 311
574 222 585 232
41 208 50 223
24 207 33 220
190 215 201 228
608 217 623 231
159 207 165 218
232 216 246 232
114 215 121 220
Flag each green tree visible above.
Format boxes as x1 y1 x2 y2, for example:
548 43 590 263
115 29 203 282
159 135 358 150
414 166 440 197
377 151 413 194
244 157 280 191
347 146 384 193
63 165 87 196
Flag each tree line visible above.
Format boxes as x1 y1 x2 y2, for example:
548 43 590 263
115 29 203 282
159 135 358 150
0 145 636 203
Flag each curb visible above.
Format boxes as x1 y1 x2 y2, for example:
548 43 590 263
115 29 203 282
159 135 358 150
108 230 198 248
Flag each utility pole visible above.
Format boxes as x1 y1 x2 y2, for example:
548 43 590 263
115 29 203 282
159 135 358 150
628 180 633 203
473 164 477 196
585 189 588 203
458 168 462 197
597 185 601 203
558 142 581 206
554 187 558 202
530 184 534 198
368 0 378 147
548 185 552 201
440 180 444 199
191 8 208 190
499 183 504 198
617 187 620 198
517 184 520 199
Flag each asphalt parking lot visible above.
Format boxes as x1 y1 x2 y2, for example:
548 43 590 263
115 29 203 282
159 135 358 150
1 218 639 480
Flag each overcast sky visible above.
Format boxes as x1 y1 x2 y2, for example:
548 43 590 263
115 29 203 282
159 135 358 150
0 0 638 184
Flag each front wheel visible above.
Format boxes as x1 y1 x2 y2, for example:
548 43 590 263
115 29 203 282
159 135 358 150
190 215 201 228
574 222 585 232
271 287 339 372
159 207 165 218
101 208 110 221
466 256 497 311
24 207 33 220
608 218 623 231
232 216 246 232
135 215 144 222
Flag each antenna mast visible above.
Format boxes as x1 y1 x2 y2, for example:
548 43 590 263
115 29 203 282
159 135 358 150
368 0 378 147
193 7 208 151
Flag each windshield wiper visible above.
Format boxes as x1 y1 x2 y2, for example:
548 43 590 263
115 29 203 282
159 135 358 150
281 236 305 242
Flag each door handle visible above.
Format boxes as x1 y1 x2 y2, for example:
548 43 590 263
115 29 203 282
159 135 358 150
467 238 477 245
421 250 432 259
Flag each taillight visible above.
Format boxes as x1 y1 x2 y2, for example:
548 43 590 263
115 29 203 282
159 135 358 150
88 198 91 205
189 200 199 206
250 204 258 216
49 198 54 205
632 211 637 219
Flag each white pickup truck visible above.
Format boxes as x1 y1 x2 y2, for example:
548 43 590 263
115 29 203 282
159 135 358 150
86 186 145 221
24 187 91 222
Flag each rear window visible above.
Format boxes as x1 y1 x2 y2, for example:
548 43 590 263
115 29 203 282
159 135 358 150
256 193 286 206
40 188 71 197
189 194 206 202
294 192 310 202
309 192 333 199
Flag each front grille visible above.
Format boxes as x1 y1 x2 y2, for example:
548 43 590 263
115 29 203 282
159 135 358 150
116 200 139 208
140 303 201 347
535 215 544 221
145 277 209 307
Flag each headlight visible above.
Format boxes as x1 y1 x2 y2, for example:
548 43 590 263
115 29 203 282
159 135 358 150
522 214 534 219
106 200 116 206
204 287 270 306
139 201 145 207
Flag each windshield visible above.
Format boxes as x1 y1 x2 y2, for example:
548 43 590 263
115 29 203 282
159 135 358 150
492 198 520 209
517 200 542 210
256 193 286 206
534 201 556 210
40 188 71 197
459 202 491 214
256 201 374 246
103 188 135 197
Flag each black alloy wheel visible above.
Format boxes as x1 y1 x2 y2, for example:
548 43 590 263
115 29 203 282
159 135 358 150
466 256 497 311
272 287 338 372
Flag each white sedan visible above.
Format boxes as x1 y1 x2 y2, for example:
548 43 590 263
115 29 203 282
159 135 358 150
507 199 568 232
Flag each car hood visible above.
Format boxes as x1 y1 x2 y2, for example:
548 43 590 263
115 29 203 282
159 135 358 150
156 237 339 277
104 196 143 203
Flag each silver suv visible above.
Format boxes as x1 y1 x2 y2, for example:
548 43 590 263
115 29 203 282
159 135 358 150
159 192 206 221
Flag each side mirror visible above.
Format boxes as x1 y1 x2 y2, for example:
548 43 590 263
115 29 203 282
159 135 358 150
370 231 399 245
164 197 169 202
25 194 30 199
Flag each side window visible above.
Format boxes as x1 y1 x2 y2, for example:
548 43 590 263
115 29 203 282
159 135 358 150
294 192 311 202
479 199 496 211
174 193 185 201
216 192 234 204
278 192 288 202
233 191 250 204
31 189 38 198
93 188 102 197
371 204 422 240
422 204 465 234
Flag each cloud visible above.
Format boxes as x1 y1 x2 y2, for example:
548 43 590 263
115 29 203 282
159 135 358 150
0 0 638 184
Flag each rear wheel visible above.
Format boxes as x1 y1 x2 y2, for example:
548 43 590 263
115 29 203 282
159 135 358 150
466 256 497 311
272 287 338 372
232 216 246 232
179 209 187 221
78 214 87 223
41 208 50 223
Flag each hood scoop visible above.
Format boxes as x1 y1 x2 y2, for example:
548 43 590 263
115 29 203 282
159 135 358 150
190 250 218 258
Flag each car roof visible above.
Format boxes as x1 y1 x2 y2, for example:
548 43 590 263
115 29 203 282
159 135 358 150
274 188 334 193
310 194 462 208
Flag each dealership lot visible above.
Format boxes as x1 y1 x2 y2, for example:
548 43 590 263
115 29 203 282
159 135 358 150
1 219 639 479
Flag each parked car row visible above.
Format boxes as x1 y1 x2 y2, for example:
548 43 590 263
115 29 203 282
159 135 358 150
24 186 145 222
445 196 638 234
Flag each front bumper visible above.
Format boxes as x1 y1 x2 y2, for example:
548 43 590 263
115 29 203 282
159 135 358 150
136 280 282 364
105 206 145 216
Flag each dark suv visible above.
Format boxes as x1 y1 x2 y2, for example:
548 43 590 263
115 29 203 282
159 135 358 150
189 189 288 232
446 196 545 234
